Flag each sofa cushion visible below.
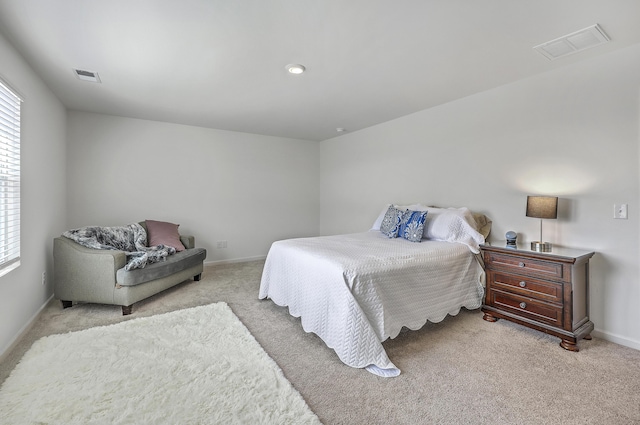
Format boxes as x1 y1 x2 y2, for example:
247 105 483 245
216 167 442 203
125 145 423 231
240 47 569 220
116 248 206 286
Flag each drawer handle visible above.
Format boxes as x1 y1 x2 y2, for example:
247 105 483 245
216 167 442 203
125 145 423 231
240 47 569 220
519 302 527 309
519 281 526 288
518 262 525 268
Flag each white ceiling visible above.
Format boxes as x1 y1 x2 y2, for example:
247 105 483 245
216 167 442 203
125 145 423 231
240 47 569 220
1 1 640 141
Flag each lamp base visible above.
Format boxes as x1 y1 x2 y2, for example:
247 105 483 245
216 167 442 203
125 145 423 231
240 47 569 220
531 241 553 252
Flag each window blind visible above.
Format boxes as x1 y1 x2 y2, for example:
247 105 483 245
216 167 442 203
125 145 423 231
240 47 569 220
0 79 21 274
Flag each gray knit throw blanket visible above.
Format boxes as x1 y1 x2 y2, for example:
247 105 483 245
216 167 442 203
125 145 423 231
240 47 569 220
62 223 176 271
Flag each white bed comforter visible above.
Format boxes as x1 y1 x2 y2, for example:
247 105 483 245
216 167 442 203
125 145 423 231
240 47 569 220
258 231 485 377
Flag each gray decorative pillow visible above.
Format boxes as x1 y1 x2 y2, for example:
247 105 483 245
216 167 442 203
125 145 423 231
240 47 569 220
380 206 404 238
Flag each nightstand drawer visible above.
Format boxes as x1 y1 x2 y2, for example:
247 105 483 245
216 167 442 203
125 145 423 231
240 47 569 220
485 252 564 281
490 272 563 303
490 289 563 328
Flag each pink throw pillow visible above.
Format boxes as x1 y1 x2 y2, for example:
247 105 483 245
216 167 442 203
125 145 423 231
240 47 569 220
145 220 186 251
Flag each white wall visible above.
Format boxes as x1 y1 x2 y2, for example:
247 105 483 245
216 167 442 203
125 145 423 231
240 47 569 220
320 43 640 350
0 33 67 356
66 112 320 263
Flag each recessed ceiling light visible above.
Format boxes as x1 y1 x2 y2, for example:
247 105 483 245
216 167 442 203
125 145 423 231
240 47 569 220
286 64 306 75
336 128 346 133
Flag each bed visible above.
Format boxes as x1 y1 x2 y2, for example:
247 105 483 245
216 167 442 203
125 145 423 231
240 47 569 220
258 205 491 377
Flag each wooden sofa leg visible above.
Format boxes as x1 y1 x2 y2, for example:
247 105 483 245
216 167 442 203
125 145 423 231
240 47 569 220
194 273 202 281
122 305 133 315
61 300 72 309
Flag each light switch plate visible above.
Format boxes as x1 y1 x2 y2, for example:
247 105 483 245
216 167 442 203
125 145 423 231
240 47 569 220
614 204 628 219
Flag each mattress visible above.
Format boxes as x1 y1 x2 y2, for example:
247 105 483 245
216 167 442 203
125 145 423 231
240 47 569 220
258 231 485 377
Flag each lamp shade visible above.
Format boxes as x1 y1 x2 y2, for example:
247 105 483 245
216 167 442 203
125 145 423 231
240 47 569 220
526 196 558 219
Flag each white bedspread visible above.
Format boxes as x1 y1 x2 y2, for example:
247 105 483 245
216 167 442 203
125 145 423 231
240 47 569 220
258 231 485 377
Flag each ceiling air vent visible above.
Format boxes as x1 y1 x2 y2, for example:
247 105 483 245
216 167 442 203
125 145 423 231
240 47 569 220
534 24 610 60
73 68 101 83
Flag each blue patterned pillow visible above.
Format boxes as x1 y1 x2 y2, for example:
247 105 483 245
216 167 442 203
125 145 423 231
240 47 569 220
399 210 428 242
379 206 404 238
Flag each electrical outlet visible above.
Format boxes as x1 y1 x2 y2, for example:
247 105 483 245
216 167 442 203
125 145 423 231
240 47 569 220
216 240 228 249
41 271 46 286
614 204 628 219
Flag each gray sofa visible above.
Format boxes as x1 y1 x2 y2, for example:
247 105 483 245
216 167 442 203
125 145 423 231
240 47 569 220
53 226 206 315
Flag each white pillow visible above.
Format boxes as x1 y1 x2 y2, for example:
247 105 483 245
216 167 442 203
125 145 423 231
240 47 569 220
422 207 485 253
371 204 424 230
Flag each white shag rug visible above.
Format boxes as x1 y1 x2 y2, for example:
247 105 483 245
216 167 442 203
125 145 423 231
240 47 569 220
0 303 321 425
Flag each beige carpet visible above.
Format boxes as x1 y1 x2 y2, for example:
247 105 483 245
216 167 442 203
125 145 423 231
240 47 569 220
2 260 640 424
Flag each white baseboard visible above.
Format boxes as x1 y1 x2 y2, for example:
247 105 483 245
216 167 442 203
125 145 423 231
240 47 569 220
0 294 54 363
592 328 640 351
204 255 266 266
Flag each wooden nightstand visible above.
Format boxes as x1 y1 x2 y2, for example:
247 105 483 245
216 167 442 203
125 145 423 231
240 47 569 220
480 242 595 351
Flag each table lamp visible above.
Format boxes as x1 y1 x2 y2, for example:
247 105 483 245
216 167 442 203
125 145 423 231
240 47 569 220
526 196 558 252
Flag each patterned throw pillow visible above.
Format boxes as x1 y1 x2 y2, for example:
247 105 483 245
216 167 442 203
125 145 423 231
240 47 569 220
399 210 428 242
379 206 404 238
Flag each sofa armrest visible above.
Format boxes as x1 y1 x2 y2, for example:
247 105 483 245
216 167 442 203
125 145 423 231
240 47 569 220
53 237 127 304
180 235 195 250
